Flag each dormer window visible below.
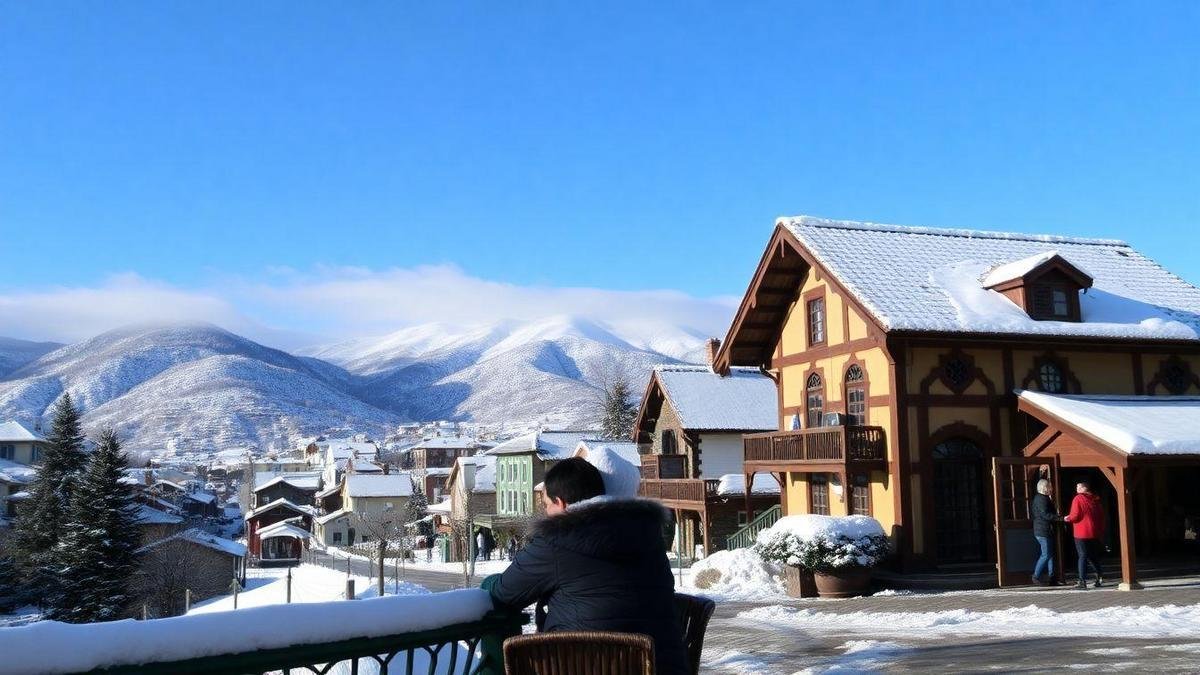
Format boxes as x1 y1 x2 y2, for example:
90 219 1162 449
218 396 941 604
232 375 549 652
982 251 1093 323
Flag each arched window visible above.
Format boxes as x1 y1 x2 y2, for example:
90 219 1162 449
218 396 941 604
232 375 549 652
845 364 867 426
806 373 824 428
1038 362 1065 393
661 429 678 454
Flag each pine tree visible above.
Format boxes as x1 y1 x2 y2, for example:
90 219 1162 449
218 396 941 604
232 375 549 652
52 428 141 622
0 554 20 611
600 376 638 441
406 481 433 539
14 394 88 604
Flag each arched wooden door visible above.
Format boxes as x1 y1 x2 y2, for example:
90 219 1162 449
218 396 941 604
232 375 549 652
933 438 987 564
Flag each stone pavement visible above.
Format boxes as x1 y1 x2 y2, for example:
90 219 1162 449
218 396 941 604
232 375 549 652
701 578 1200 673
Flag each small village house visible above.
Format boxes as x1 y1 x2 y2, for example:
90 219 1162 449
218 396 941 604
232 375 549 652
252 473 321 510
244 498 316 565
0 421 50 466
714 215 1200 588
632 363 781 556
135 529 247 617
440 454 497 562
314 471 414 549
405 435 481 501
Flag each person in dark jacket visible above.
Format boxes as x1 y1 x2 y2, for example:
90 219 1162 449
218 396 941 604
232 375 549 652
485 457 687 675
1031 478 1062 585
1064 479 1106 589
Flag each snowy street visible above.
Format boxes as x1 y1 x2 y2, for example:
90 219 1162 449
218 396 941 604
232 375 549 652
698 578 1200 673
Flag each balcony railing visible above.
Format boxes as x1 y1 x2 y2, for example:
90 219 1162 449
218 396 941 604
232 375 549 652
2 589 526 675
640 454 687 480
743 426 886 465
637 478 720 504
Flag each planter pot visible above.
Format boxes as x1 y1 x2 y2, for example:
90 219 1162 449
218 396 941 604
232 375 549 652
813 567 873 598
784 565 818 598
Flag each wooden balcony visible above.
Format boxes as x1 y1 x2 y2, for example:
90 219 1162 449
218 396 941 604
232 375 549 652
743 426 887 472
637 478 720 509
640 454 688 480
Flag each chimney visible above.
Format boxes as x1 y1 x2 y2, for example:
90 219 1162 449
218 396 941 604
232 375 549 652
705 338 721 367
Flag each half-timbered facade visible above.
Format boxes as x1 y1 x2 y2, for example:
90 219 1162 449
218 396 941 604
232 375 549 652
716 216 1200 581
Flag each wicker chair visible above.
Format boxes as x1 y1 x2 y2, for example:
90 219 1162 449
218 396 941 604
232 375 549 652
503 631 655 675
674 592 716 675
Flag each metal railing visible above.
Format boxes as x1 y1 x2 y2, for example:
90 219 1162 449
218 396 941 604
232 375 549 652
637 478 720 504
743 426 886 464
725 504 784 551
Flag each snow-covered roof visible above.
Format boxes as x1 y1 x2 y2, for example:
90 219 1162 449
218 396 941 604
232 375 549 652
452 455 496 493
315 483 342 499
138 528 247 558
339 458 383 473
152 479 188 493
136 505 184 525
412 436 477 450
345 473 413 498
1018 391 1200 456
652 365 777 431
980 251 1091 288
423 467 452 476
254 470 322 489
0 459 37 484
245 498 316 520
184 491 217 505
254 474 321 493
0 421 45 443
573 441 641 498
487 430 598 460
427 499 452 514
715 473 781 496
780 216 1200 340
258 520 313 541
315 507 351 525
322 440 378 460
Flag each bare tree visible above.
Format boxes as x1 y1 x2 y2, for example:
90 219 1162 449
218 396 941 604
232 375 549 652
135 539 238 618
448 488 481 589
355 507 406 597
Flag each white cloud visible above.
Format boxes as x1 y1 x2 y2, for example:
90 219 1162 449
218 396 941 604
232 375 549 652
0 266 737 349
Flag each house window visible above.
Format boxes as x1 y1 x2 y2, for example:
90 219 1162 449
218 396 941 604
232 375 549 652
1162 358 1193 395
737 510 748 527
806 373 824 428
333 532 343 544
661 429 678 454
845 365 866 426
1038 362 1065 393
810 474 830 515
0 445 12 461
851 474 871 516
807 298 826 345
1031 284 1072 319
1052 289 1070 317
31 446 41 462
943 356 974 392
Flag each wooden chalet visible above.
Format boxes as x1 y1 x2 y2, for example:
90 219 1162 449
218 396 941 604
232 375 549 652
633 360 781 555
244 498 315 565
715 215 1200 586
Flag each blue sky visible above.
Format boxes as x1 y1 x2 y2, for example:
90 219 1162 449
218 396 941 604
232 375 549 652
1 3 1197 345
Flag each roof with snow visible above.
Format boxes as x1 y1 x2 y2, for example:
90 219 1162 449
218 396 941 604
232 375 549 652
0 421 45 443
345 473 413 498
487 430 598 460
135 505 185 525
0 459 37 484
643 365 778 432
449 455 496 493
411 436 478 450
777 216 1200 340
245 498 316 521
716 473 781 496
138 528 247 558
315 483 342 499
1018 391 1200 456
427 499 452 514
322 440 378 460
254 474 321 493
339 458 383 473
258 520 313 541
315 507 351 525
980 251 1093 289
573 441 641 498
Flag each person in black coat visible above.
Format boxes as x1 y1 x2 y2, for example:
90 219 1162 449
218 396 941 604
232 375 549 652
484 457 688 675
1031 478 1062 585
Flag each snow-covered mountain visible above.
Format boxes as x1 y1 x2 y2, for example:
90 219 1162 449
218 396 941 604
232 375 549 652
0 324 401 454
0 317 710 455
0 337 62 378
301 315 708 425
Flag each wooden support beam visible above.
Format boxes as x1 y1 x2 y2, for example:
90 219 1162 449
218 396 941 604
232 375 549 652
744 471 755 524
1115 467 1142 590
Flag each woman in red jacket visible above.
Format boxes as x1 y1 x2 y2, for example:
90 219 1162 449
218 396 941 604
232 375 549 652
1063 480 1106 589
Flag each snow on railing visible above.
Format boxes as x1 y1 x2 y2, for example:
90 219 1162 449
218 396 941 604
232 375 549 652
0 589 526 675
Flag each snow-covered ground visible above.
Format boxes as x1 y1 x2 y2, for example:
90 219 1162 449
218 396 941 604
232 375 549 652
323 544 513 577
189 564 429 615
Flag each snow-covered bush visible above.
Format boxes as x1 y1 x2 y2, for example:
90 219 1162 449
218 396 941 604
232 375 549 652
755 515 891 572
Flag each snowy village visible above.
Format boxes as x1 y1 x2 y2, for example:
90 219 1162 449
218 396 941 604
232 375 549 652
2 4 1200 675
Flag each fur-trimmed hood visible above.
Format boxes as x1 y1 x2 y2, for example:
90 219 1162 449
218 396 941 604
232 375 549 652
531 497 670 560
